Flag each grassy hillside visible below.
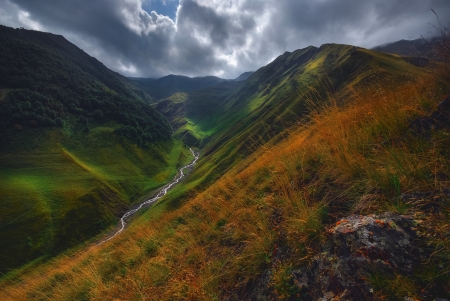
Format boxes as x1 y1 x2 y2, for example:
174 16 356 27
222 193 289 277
1 39 449 300
0 26 190 273
155 81 244 146
158 44 430 195
0 126 192 272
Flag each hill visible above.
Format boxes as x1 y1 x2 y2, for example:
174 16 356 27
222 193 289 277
371 37 450 66
0 26 191 273
372 38 433 56
129 74 225 100
233 71 254 82
155 80 244 146
157 44 429 195
2 38 449 300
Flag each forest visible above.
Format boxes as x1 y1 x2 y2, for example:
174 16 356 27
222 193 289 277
0 25 172 145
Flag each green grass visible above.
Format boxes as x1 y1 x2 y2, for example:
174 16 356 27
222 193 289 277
163 44 429 192
1 39 449 300
0 122 190 273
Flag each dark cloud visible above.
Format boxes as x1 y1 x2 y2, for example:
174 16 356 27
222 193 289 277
1 0 449 78
270 0 450 50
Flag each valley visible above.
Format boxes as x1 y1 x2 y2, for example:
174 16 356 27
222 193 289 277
1 24 450 301
0 25 189 273
97 148 199 246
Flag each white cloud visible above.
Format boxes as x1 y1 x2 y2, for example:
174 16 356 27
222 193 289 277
0 0 43 30
17 10 42 30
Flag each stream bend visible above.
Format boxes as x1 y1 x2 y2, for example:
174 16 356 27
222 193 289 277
97 148 199 245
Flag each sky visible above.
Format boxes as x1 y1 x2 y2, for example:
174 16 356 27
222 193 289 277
0 0 449 79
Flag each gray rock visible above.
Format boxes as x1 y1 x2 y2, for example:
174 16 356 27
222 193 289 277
291 213 423 300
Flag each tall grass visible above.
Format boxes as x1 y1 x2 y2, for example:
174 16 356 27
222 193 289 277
2 37 450 300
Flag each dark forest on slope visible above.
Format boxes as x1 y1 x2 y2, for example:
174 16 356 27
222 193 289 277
0 25 171 145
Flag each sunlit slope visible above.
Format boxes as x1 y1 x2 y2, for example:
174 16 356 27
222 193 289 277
2 52 449 300
160 44 428 190
155 81 243 146
0 26 184 273
0 123 192 273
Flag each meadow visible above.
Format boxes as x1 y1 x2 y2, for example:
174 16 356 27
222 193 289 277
0 120 192 273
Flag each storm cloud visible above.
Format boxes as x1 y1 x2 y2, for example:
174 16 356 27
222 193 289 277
1 0 449 78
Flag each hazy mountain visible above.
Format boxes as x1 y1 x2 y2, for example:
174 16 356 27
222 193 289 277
233 71 254 81
129 74 225 100
372 37 436 57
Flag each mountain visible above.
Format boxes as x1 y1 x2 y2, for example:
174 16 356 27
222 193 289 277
233 71 254 81
0 25 191 273
129 74 225 100
3 38 449 300
155 80 244 147
372 38 431 56
157 43 428 193
0 25 172 144
370 37 450 63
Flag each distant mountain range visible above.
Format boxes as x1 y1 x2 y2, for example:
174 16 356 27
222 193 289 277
372 37 438 57
129 75 225 100
129 71 254 100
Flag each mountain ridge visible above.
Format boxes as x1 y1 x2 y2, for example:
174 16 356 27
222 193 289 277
371 37 441 57
0 25 190 273
129 74 226 100
1 29 450 300
128 71 256 100
155 43 428 196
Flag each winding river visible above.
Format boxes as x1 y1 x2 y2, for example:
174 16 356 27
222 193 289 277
97 148 199 246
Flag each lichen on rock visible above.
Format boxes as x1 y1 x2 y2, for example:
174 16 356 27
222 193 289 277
290 213 424 300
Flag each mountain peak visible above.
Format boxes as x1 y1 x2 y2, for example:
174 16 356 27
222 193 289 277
233 71 254 82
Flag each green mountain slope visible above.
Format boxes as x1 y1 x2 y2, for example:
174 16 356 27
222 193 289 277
2 38 449 300
157 44 429 194
0 25 172 145
155 80 244 146
0 26 190 273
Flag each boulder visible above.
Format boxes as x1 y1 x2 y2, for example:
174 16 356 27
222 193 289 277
291 213 424 300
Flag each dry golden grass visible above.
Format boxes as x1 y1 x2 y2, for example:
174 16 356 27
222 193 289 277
2 41 450 300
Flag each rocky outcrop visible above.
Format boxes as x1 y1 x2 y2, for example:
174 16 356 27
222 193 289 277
291 213 423 300
246 202 450 301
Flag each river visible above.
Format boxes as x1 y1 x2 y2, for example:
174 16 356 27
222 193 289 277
97 147 199 246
